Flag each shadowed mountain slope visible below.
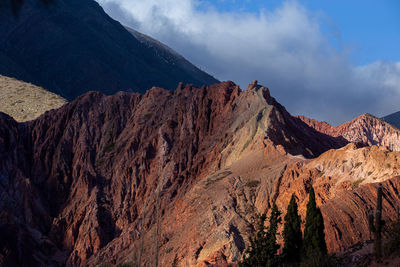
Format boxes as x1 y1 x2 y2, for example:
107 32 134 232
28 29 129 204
382 111 400 130
0 0 218 100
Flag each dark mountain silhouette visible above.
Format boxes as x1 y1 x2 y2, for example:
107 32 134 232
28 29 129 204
382 111 400 129
0 0 218 100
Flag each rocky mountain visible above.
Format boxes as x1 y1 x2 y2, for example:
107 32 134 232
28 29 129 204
0 0 218 101
298 113 400 151
0 74 67 122
382 111 400 129
1 81 399 266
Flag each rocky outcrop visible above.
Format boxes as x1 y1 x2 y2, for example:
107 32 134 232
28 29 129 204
1 81 400 266
272 143 400 252
298 113 400 151
0 81 346 266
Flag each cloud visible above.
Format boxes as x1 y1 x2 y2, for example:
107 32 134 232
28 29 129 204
97 0 400 125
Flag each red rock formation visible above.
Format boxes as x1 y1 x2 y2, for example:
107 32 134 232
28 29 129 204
297 113 400 151
272 143 400 253
0 81 345 266
1 81 398 266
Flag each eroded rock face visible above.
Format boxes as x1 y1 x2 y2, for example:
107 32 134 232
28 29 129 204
298 114 400 151
0 81 345 266
271 143 400 252
1 82 399 266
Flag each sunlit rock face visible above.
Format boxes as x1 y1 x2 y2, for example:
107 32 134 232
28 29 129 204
298 113 400 151
1 81 400 266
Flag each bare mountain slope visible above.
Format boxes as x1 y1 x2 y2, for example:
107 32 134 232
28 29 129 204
0 74 67 121
1 82 399 266
298 113 400 151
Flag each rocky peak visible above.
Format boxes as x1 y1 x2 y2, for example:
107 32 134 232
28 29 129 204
0 81 349 266
298 113 400 151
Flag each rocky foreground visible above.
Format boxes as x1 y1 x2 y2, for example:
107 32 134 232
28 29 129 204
0 81 399 266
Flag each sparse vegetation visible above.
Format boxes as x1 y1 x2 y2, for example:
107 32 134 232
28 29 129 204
116 262 137 267
369 185 385 261
386 163 391 168
245 180 260 188
352 178 365 189
354 162 362 168
282 194 302 265
384 213 400 256
204 170 232 187
95 158 106 167
171 254 179 267
302 185 327 266
368 171 373 176
240 186 330 267
0 74 67 122
241 203 281 267
143 112 152 120
103 141 115 153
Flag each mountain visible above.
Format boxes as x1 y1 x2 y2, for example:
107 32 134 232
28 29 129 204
382 111 400 129
298 113 400 151
0 74 67 121
0 0 218 100
0 80 345 266
273 143 400 252
0 81 399 266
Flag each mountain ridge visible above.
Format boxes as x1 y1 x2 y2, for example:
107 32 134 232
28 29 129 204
1 82 400 266
297 113 400 151
0 0 218 100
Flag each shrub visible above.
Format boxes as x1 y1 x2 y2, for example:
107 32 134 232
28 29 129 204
245 180 260 188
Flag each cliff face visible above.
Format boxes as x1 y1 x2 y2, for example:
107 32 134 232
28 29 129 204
298 114 400 151
0 81 344 266
0 82 399 266
272 143 400 252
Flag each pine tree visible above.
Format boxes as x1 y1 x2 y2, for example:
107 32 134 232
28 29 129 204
241 213 268 267
282 194 302 265
264 203 282 267
302 185 327 266
241 203 281 267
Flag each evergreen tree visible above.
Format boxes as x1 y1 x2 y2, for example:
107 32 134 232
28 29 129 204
302 186 327 266
171 254 179 267
282 194 302 265
264 203 282 266
241 213 268 267
241 203 281 267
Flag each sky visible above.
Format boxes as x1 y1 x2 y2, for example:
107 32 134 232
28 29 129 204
96 0 400 125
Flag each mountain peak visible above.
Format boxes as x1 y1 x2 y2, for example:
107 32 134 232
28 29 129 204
0 0 218 100
298 112 400 151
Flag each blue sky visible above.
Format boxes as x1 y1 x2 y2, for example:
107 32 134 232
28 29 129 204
205 0 400 65
98 0 400 125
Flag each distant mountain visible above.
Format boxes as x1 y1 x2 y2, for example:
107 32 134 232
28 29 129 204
0 74 66 121
0 0 218 100
297 113 400 151
382 111 400 129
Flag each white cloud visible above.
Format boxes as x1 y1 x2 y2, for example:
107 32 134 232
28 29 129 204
97 0 400 125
